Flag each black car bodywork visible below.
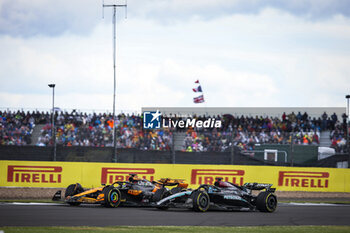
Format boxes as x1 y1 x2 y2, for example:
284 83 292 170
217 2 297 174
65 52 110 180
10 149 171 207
156 179 277 212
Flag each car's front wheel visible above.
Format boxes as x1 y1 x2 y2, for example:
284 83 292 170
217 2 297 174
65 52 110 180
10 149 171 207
103 186 121 208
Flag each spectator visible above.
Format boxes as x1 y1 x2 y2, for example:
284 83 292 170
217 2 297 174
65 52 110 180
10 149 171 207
0 110 34 145
322 112 328 130
0 109 347 153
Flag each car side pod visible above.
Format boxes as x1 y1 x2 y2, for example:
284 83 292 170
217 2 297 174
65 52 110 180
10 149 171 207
156 190 192 210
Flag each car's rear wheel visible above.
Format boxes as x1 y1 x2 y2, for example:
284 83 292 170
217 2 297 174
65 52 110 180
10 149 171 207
154 188 169 210
103 186 121 208
65 183 84 197
256 192 277 212
65 183 84 206
153 188 168 202
192 190 210 212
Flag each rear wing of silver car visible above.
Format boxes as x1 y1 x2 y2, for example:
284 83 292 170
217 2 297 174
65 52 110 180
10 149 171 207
243 183 276 192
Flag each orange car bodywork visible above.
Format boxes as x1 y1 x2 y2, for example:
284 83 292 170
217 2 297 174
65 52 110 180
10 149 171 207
65 187 106 203
65 176 189 203
156 178 188 189
126 177 188 196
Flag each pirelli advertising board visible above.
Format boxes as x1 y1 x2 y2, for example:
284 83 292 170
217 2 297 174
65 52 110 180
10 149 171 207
0 160 349 192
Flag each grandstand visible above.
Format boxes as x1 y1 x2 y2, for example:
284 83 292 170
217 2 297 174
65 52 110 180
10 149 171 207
142 107 345 118
0 107 348 168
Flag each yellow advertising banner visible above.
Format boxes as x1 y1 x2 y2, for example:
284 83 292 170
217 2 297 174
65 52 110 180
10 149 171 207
0 160 349 192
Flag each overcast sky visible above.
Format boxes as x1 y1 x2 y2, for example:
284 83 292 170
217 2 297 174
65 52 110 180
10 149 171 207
0 0 350 113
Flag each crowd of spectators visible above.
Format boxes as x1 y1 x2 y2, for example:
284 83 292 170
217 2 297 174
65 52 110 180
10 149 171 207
0 110 348 153
0 110 36 145
36 111 173 151
182 111 348 153
330 124 347 153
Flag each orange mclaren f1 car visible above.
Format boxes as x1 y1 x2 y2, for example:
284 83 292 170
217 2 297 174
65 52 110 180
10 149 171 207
52 174 188 208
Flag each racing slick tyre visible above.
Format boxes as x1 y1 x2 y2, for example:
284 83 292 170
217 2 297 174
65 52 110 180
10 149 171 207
192 190 210 212
154 188 169 210
103 186 121 208
65 183 84 197
256 191 277 213
65 183 84 206
153 188 168 202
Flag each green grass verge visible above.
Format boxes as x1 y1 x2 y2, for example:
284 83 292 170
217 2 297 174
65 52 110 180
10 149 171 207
0 226 350 233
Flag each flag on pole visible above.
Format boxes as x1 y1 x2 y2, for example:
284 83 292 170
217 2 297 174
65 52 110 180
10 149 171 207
193 95 205 103
193 79 205 103
192 85 202 92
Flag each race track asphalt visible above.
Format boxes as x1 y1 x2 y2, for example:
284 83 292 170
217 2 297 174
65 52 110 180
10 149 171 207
1 203 350 227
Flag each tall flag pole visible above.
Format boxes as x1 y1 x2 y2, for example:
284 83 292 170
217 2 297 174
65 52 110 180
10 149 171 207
103 0 127 162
